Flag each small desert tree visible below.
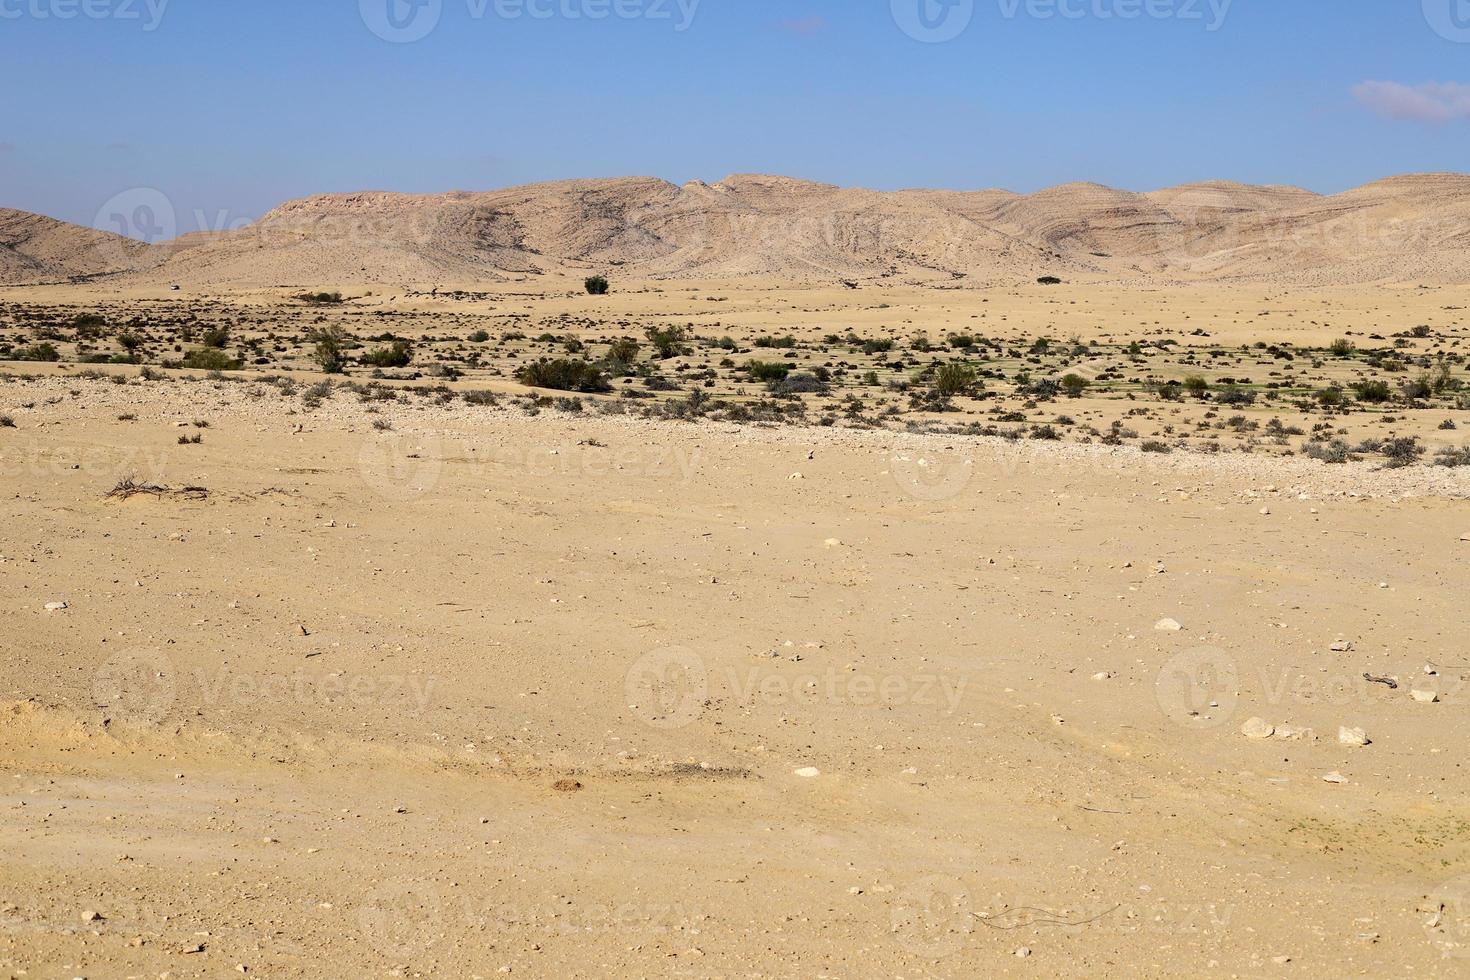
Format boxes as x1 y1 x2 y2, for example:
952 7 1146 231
644 325 690 360
585 275 610 296
307 326 349 374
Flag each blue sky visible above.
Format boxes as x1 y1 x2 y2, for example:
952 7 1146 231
2 0 1468 236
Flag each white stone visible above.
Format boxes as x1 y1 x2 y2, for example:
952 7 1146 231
794 767 821 779
1241 717 1275 740
1338 727 1370 747
1155 618 1183 632
1410 689 1440 704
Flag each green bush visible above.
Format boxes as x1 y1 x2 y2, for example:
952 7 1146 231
516 358 611 392
1352 379 1392 403
297 291 343 305
307 326 349 374
933 362 978 397
1329 338 1356 357
201 327 230 348
15 343 60 362
644 326 689 360
181 348 242 371
362 339 413 368
1060 373 1091 397
584 276 610 296
745 360 791 383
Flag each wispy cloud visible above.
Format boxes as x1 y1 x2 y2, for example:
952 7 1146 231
0 142 14 153
1352 81 1470 124
780 15 827 35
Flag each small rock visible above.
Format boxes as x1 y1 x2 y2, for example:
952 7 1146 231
1241 717 1275 740
1338 727 1370 747
794 767 821 779
1092 671 1114 681
1411 689 1440 704
1322 771 1348 784
44 601 68 612
1329 640 1353 652
1015 947 1032 958
1274 725 1311 741
1154 618 1183 632
82 910 103 922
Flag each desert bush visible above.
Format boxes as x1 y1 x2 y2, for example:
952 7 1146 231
1315 386 1346 408
297 291 343 305
307 326 349 374
15 343 60 362
362 339 413 368
584 275 610 296
1329 338 1355 357
1434 446 1470 468
755 335 799 349
1215 386 1256 406
933 362 978 398
1352 379 1392 403
469 329 490 343
462 390 498 406
1381 436 1424 468
1182 376 1209 397
1401 375 1433 401
770 373 827 395
1302 438 1351 464
181 348 241 371
1140 440 1172 454
644 326 689 360
745 360 791 382
0 415 13 428
1060 373 1091 397
516 358 611 393
201 326 230 348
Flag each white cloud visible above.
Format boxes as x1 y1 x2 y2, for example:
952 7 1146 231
1352 81 1470 124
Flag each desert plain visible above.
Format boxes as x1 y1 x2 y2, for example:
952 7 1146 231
2 175 1470 977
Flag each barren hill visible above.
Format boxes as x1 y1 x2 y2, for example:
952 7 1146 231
0 208 153 285
6 172 1470 288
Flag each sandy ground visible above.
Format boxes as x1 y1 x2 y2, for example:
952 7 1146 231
1 364 1469 978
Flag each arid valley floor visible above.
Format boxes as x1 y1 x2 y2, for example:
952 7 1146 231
4 276 1470 978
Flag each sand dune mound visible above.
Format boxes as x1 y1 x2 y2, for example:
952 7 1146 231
5 172 1469 288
